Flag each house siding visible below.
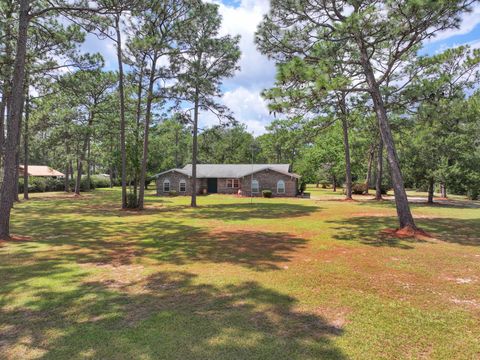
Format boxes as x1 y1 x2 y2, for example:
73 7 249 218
156 169 298 197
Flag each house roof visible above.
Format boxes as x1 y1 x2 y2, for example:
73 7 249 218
154 164 300 179
19 165 65 177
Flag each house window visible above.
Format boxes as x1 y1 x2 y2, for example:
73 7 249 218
226 179 239 188
163 179 170 192
277 180 285 194
251 180 259 193
179 180 186 192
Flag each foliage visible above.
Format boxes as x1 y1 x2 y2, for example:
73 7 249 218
262 190 272 198
351 183 367 195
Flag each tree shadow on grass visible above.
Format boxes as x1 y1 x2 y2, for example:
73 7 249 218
189 202 320 221
0 271 346 360
327 216 418 249
11 216 307 271
327 216 480 248
357 198 480 210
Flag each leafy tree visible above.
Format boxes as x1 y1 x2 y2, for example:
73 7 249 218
128 0 190 209
171 1 240 207
256 0 474 230
149 115 191 172
401 46 480 202
198 124 255 164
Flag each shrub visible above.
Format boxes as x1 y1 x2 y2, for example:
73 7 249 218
352 183 367 195
126 193 138 208
29 177 47 192
169 190 178 197
467 188 479 201
379 184 390 195
91 175 110 189
262 189 272 198
81 177 95 191
45 178 64 192
299 182 307 193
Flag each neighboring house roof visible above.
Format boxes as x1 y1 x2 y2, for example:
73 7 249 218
154 164 300 179
19 165 65 177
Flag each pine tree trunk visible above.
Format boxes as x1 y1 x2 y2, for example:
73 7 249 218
358 40 416 230
0 89 8 163
332 174 337 192
138 55 158 210
440 183 447 198
69 160 73 191
64 162 70 192
0 0 29 239
86 138 91 191
115 15 127 209
0 1 14 166
175 128 180 168
23 95 29 200
133 56 145 206
375 138 384 200
191 93 199 208
75 157 82 195
365 144 375 195
14 145 20 202
428 178 434 204
339 95 352 200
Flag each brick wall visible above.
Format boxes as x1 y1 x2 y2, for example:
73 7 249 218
239 169 298 197
156 169 298 197
156 171 191 195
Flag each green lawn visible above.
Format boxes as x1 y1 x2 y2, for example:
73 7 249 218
1 187 479 359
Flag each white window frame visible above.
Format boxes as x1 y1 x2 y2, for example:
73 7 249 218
251 179 259 193
226 179 239 188
179 179 186 192
163 179 171 192
277 180 285 194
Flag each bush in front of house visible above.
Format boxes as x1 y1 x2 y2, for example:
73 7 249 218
169 190 178 197
18 177 48 193
262 190 272 198
45 178 64 192
352 183 368 195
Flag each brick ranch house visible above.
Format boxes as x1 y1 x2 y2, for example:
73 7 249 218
155 164 300 197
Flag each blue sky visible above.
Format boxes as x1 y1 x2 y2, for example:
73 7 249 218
82 0 480 135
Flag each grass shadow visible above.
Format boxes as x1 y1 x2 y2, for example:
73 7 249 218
327 215 480 248
190 202 319 221
0 270 346 359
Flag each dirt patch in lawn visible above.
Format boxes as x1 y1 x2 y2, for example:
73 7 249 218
0 235 33 246
381 227 434 241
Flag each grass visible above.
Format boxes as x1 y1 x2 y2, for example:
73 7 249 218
1 186 479 359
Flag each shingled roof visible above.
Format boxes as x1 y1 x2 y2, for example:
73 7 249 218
19 165 65 177
155 164 300 179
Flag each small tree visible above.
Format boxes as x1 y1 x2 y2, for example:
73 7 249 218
171 1 240 207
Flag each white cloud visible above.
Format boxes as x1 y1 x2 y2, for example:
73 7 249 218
213 0 276 91
426 3 480 44
199 86 271 135
197 0 276 135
